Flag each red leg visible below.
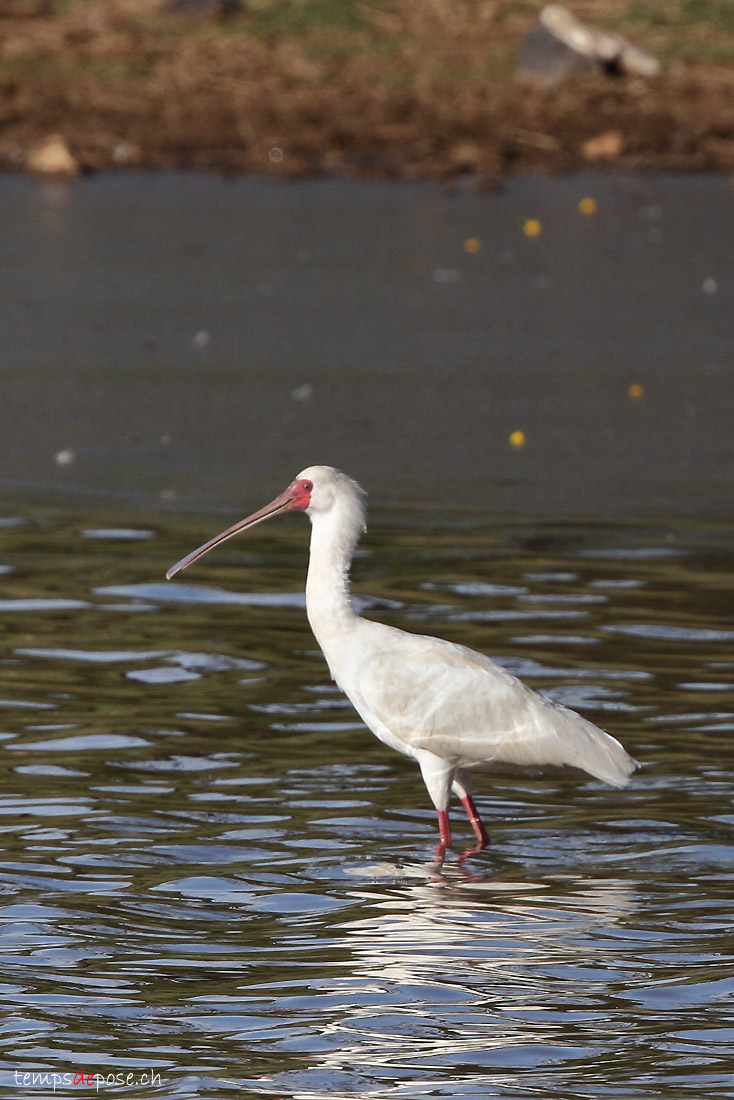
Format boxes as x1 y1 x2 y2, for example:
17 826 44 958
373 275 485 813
437 808 452 847
433 809 452 863
460 794 490 849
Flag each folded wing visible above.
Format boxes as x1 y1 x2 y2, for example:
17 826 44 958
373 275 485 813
344 622 636 787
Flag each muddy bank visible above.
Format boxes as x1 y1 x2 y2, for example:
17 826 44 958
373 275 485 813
2 1 734 179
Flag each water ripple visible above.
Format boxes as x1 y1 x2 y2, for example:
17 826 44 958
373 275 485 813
97 582 305 608
0 599 88 612
0 506 732 1099
606 624 734 643
6 733 149 752
81 528 154 540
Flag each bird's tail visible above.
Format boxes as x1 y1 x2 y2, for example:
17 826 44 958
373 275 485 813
549 702 638 787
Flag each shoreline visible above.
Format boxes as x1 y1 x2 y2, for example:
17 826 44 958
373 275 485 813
2 1 734 180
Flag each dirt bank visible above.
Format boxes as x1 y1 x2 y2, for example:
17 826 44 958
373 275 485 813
2 0 734 179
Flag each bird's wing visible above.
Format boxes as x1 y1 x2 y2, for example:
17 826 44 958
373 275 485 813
343 621 635 786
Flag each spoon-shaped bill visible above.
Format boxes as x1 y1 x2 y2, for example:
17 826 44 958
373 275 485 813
165 490 296 580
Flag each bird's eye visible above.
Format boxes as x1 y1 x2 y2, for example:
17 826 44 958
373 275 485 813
302 480 313 492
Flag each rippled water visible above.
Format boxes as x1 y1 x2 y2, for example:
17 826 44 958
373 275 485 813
1 505 733 1098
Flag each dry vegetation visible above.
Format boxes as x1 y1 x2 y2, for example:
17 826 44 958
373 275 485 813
1 0 734 177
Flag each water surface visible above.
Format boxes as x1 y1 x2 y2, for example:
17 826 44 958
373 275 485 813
0 505 733 1098
0 171 732 518
1 172 733 1098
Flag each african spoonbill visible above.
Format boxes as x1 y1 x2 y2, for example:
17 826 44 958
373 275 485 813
166 465 637 852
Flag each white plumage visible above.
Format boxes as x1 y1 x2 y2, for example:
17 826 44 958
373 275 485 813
167 464 637 852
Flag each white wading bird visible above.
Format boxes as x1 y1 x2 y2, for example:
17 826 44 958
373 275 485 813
167 465 637 853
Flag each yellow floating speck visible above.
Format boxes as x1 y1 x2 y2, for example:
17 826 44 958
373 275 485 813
509 429 526 448
523 218 542 238
464 237 481 254
578 196 597 216
628 383 644 400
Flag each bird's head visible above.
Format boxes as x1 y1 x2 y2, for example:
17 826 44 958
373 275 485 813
293 465 365 518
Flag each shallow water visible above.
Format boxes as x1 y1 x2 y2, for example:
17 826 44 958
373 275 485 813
1 172 734 1097
1 505 733 1099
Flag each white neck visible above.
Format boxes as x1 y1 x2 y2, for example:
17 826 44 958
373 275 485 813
305 507 360 646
